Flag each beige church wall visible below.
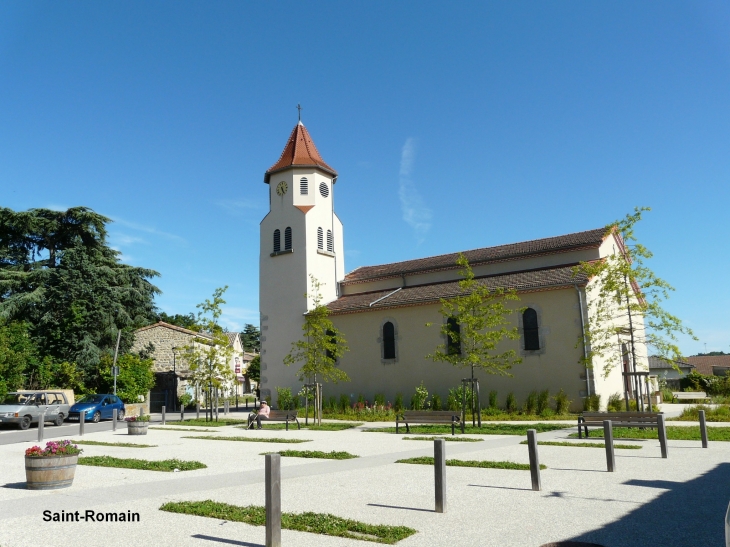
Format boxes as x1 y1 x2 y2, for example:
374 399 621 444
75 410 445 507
340 245 605 296
327 287 591 412
131 327 199 374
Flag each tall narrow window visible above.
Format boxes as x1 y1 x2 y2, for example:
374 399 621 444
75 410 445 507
325 329 336 361
446 317 461 355
300 177 308 195
273 229 281 253
327 230 333 252
523 308 540 350
383 321 396 360
317 228 323 250
284 227 292 250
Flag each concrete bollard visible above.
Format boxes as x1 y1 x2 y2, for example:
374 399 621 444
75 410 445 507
265 453 282 547
434 439 446 513
112 408 117 431
657 414 668 458
37 412 45 442
180 407 185 421
162 406 166 426
196 403 200 420
725 500 730 547
224 400 229 415
603 420 615 472
79 412 85 436
699 410 709 448
526 429 541 491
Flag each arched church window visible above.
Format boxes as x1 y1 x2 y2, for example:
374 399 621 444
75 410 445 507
317 228 323 250
446 317 461 355
327 230 333 252
523 308 540 350
319 182 329 198
383 321 396 360
300 177 308 195
284 227 292 250
273 229 281 253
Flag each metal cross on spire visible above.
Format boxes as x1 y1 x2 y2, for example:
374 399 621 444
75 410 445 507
297 103 302 122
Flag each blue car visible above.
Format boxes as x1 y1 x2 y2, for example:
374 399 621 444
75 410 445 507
67 394 125 423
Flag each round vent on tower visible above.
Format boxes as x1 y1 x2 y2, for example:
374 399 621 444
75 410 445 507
319 182 329 198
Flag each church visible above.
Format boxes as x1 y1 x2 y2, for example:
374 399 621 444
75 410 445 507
258 121 647 411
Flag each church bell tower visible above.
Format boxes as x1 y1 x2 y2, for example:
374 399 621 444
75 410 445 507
258 120 345 401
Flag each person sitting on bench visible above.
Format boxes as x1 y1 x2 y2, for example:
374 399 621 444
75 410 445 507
248 400 270 429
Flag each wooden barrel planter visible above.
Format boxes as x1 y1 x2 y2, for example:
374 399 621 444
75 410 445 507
25 455 78 490
127 422 149 435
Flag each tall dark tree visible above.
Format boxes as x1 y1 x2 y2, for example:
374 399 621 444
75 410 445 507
0 207 160 377
156 312 200 331
241 323 261 352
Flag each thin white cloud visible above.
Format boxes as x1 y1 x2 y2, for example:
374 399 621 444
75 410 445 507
214 199 261 216
221 306 260 332
110 233 148 246
110 217 186 244
398 138 431 244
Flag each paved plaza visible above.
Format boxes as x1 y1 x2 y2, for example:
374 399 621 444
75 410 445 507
0 418 728 547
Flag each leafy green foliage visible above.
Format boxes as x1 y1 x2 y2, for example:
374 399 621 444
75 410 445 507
396 456 546 470
284 276 349 383
607 393 624 411
673 405 730 422
159 500 417 544
554 389 571 414
574 207 696 378
247 354 260 384
241 323 261 352
365 423 569 435
410 381 429 410
0 320 38 397
680 371 730 396
98 353 154 403
524 391 538 414
78 456 206 471
584 394 601 411
569 426 730 441
427 254 521 377
276 386 297 410
156 312 200 331
505 392 517 413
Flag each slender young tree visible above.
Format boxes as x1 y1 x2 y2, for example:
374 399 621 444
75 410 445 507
182 287 235 421
574 207 696 409
284 275 349 424
427 254 522 424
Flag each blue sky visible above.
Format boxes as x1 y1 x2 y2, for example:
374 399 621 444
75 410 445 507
1 2 728 355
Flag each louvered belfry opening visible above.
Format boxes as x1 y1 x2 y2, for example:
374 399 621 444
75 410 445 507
300 177 308 195
523 308 540 350
273 229 281 253
327 230 333 252
383 321 396 359
317 227 323 250
284 227 292 250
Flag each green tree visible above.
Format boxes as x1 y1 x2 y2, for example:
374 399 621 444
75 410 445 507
241 323 261 352
182 287 235 421
427 254 522 422
0 320 38 398
247 354 261 384
574 207 696 407
156 312 200 331
98 353 155 403
0 207 160 379
284 275 349 384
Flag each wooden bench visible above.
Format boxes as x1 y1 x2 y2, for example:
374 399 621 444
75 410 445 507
248 409 300 430
578 411 663 439
396 411 461 435
672 391 710 402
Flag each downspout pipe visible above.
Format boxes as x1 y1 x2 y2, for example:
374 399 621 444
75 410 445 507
575 285 591 397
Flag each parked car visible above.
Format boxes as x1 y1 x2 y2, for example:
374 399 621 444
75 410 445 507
67 394 125 423
0 391 71 429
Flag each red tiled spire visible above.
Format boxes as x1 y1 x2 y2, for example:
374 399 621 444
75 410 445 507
264 122 337 183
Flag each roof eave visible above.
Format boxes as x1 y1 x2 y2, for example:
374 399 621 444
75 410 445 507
264 164 339 184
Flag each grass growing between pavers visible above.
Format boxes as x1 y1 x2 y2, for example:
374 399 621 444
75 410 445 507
71 440 157 448
236 422 363 431
159 500 416 545
396 456 546 470
364 423 569 435
78 456 207 471
402 436 483 442
150 427 216 432
184 435 311 444
569 426 730 441
262 450 358 459
519 440 642 449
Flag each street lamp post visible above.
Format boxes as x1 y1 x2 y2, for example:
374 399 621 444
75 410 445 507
208 358 214 423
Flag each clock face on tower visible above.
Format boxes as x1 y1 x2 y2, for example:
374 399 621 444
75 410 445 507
276 181 288 196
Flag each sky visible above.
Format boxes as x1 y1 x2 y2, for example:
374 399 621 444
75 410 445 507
1 2 728 355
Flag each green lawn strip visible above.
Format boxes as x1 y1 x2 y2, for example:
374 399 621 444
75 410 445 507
670 405 730 422
396 456 546 470
402 436 483 442
175 419 248 427
70 439 156 448
518 440 642 449
568 426 730 442
78 456 206 471
159 500 416 545
262 450 358 460
184 435 311 444
150 427 216 432
364 423 569 435
235 422 363 431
